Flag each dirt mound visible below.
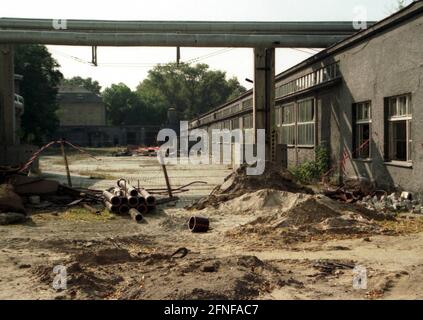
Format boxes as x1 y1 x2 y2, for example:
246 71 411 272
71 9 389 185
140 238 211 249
117 255 300 300
188 163 312 210
226 191 391 244
75 248 134 265
218 189 303 214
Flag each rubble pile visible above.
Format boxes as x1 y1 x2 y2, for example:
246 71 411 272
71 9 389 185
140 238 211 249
188 162 312 210
358 192 423 214
226 191 391 243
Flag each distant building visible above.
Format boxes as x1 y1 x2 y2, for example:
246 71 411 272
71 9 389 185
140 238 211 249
54 85 160 147
56 85 106 126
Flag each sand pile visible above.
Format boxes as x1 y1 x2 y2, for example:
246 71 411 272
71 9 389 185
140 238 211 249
225 190 393 243
188 162 312 210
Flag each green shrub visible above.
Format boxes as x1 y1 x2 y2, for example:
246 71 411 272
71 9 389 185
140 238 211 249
290 145 330 184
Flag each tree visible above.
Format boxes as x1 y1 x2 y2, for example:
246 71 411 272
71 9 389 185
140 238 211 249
102 83 151 126
14 44 63 145
136 63 246 123
62 76 101 94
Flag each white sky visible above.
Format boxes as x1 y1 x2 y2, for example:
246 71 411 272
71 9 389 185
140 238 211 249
1 0 411 90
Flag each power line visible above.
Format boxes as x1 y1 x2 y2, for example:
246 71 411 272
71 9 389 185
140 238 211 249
184 48 236 64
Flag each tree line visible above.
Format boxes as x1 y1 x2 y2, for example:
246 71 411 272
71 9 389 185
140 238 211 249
15 44 246 145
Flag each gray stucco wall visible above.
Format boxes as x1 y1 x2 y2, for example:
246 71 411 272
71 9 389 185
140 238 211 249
334 14 423 191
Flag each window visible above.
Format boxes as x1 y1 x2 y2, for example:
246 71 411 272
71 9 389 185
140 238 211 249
386 94 412 162
353 101 371 159
281 103 296 145
297 99 315 146
231 118 240 130
242 114 253 129
275 106 282 127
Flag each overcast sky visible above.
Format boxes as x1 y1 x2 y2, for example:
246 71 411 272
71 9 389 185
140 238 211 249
1 0 412 90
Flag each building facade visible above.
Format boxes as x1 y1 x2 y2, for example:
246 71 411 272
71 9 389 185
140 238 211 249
54 85 160 147
189 2 423 192
56 85 106 126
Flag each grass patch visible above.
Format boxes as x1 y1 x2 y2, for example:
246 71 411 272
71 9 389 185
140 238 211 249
61 207 116 222
78 170 117 180
377 215 423 235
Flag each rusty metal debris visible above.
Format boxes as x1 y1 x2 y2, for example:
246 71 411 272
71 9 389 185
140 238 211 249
188 216 210 232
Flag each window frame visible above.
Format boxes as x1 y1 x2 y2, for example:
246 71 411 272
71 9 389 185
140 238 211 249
386 94 412 163
353 101 372 160
296 97 315 147
280 102 296 146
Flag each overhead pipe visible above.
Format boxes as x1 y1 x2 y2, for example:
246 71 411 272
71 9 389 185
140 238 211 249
0 30 350 47
0 18 374 34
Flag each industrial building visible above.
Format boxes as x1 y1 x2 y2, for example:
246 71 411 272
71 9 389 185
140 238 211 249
53 85 160 147
189 2 423 192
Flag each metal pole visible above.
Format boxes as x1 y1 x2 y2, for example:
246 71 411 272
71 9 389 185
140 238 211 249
60 139 72 187
159 153 173 198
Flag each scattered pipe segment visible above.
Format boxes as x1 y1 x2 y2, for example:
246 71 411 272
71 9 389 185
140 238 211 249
129 208 143 222
189 216 210 232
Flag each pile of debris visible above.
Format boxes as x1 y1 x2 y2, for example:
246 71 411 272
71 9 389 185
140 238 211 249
0 174 103 225
358 191 423 214
0 183 28 225
188 162 312 210
103 179 156 221
226 190 392 243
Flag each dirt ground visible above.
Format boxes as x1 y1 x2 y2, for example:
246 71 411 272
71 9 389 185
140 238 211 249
1 152 423 300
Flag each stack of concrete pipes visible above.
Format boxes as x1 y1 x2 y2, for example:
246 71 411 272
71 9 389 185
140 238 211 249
103 179 156 221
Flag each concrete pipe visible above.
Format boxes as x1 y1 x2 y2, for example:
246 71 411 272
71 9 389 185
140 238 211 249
112 187 124 197
127 196 139 208
119 204 130 215
140 189 156 206
129 208 143 222
136 204 148 215
117 179 138 197
103 190 121 206
104 201 119 214
138 196 146 205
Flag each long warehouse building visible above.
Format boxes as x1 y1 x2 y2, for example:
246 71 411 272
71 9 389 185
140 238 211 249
189 1 423 192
